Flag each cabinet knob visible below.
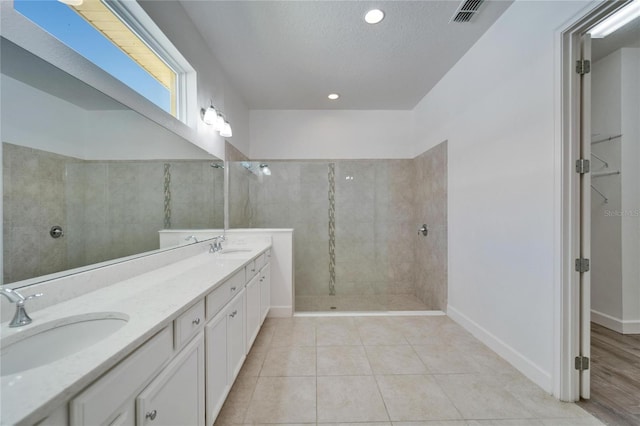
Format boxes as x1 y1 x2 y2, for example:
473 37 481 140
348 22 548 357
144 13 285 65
145 409 157 421
230 286 237 292
192 318 201 325
230 310 237 318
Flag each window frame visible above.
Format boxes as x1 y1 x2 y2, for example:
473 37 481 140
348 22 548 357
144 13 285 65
1 0 197 131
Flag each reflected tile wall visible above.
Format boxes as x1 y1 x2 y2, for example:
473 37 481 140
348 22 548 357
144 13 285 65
3 141 223 284
3 143 71 282
229 161 252 228
413 141 448 310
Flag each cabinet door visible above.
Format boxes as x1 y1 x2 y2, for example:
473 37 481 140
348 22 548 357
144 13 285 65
260 263 271 323
227 289 246 383
205 309 229 426
136 333 205 426
245 274 261 351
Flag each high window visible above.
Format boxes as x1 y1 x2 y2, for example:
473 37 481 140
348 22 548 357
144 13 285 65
14 0 189 119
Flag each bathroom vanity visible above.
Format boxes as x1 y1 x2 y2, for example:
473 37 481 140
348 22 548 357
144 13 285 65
0 235 284 426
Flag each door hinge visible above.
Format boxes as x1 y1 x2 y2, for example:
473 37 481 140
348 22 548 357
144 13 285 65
576 159 590 174
576 59 591 75
575 258 590 273
575 356 590 371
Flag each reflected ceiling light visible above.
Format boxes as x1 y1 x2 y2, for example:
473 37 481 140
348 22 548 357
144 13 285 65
58 0 84 6
259 164 271 176
364 9 385 24
220 121 233 138
201 104 217 125
589 0 640 38
328 93 340 100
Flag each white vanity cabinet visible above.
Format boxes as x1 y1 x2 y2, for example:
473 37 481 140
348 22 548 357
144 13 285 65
70 327 174 426
260 260 271 323
205 287 246 425
60 248 272 426
245 273 261 350
136 333 205 426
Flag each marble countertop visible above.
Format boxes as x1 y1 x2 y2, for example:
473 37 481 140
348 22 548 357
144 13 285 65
0 242 271 426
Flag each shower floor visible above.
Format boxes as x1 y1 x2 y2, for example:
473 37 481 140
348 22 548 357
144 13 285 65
295 294 431 312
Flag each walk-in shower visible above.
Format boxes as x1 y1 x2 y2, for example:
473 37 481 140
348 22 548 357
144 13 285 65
228 142 448 313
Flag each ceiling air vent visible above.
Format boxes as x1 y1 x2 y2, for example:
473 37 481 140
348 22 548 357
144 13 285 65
451 0 485 23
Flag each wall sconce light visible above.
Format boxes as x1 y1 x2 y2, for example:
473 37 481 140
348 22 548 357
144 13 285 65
259 164 271 176
201 103 217 125
220 121 233 138
201 99 233 138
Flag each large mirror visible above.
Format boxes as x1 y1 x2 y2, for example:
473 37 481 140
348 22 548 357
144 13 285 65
1 38 224 287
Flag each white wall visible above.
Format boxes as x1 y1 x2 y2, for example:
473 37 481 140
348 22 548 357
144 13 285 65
411 0 592 393
250 110 414 159
1 75 214 160
590 51 623 324
620 48 640 332
139 0 250 158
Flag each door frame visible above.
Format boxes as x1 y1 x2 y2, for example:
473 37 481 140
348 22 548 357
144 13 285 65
556 0 633 402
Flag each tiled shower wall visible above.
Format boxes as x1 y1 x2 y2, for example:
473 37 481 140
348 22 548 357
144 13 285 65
3 143 223 283
3 143 71 283
237 145 447 310
414 141 448 309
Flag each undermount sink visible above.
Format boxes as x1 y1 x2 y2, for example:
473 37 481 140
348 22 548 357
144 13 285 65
1 312 129 376
217 248 253 255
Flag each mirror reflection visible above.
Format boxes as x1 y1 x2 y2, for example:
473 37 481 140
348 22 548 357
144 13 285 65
1 39 224 286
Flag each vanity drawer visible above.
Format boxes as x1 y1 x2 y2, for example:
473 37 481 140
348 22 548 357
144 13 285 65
174 300 205 349
206 270 244 318
70 326 173 426
255 253 266 271
245 260 258 282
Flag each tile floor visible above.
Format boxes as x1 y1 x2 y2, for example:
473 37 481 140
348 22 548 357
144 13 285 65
214 315 604 426
295 295 430 312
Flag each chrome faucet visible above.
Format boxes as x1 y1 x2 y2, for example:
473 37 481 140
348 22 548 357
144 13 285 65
0 288 43 328
209 235 226 253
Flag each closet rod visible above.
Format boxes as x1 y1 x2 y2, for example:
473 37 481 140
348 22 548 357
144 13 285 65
591 185 608 203
592 134 622 145
592 170 620 178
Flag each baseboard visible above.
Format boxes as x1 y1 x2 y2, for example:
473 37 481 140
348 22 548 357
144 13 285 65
591 309 640 334
267 306 292 318
447 304 553 393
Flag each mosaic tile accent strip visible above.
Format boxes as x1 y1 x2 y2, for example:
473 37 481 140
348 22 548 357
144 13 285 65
164 163 171 229
328 163 336 296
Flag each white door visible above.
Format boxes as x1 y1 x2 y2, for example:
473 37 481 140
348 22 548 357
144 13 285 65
578 33 592 400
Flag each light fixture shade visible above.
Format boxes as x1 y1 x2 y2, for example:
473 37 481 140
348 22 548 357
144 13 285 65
589 0 640 38
220 121 233 138
214 113 226 131
364 9 385 24
259 164 271 176
202 106 217 125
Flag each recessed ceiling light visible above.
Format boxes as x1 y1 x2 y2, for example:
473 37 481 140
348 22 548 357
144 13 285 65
328 93 340 100
364 9 385 24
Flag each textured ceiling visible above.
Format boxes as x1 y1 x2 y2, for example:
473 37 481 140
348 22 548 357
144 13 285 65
180 0 512 110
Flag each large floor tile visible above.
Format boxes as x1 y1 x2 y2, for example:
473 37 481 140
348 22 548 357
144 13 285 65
317 345 372 375
270 324 316 347
244 377 316 423
317 375 389 422
375 374 461 421
356 318 409 345
434 374 534 419
366 345 428 375
261 346 316 376
316 319 362 346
